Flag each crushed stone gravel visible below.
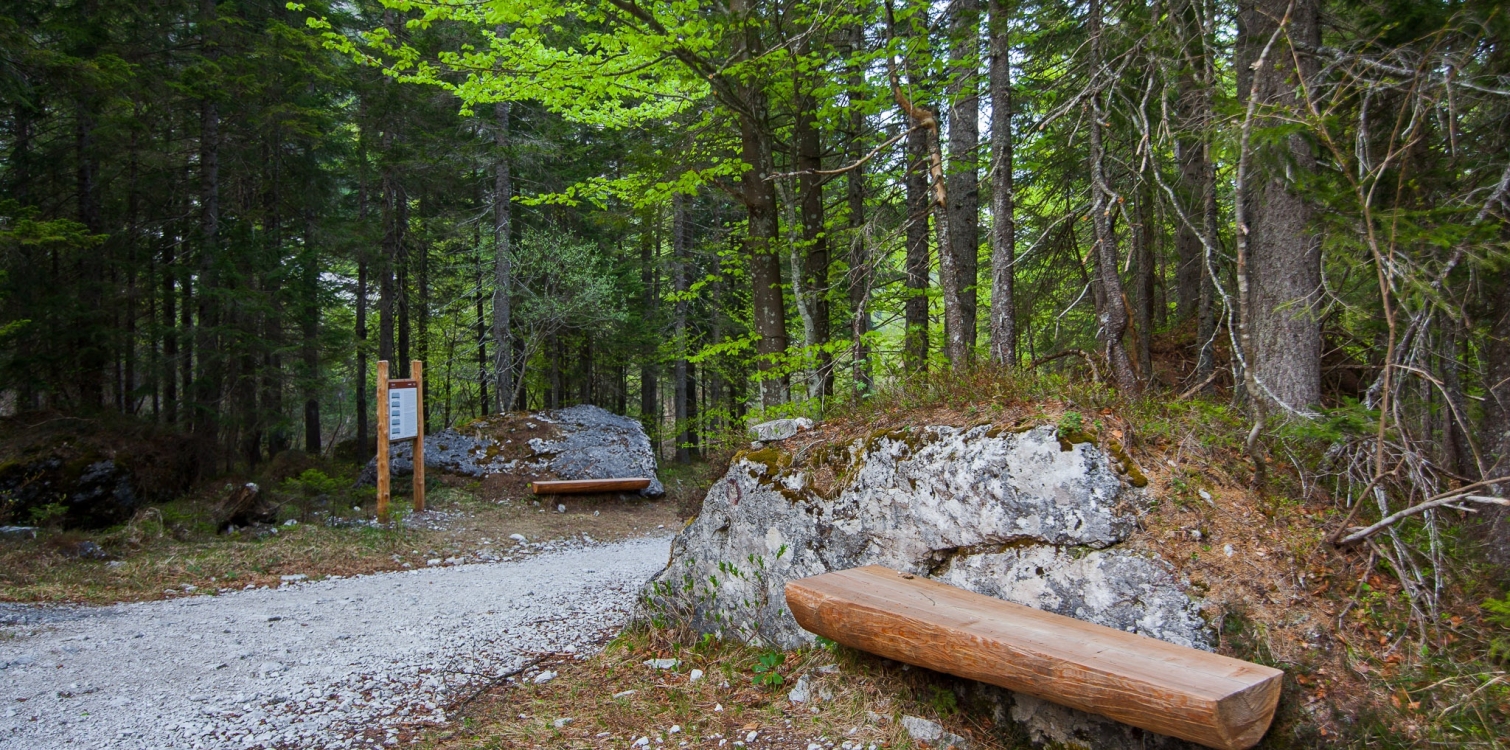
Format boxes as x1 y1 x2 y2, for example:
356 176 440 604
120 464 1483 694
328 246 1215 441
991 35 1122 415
0 534 673 749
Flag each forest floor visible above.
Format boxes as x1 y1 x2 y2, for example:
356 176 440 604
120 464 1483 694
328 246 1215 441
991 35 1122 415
412 373 1509 750
0 461 713 605
4 377 1509 748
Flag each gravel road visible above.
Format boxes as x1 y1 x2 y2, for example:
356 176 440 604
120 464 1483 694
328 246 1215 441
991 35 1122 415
0 534 673 749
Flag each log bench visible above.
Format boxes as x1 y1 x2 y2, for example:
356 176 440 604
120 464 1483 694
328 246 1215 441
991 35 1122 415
785 566 1282 750
530 478 652 494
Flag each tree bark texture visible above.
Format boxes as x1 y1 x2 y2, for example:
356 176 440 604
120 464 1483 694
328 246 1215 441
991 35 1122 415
492 100 514 414
796 84 832 397
1480 273 1510 568
1237 0 1323 410
1087 0 1139 393
846 22 873 393
987 0 1016 366
904 124 931 372
947 0 981 351
673 194 691 465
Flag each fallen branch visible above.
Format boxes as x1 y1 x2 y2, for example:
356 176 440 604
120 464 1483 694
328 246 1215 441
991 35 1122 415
1029 348 1101 383
1177 371 1219 400
1337 477 1510 545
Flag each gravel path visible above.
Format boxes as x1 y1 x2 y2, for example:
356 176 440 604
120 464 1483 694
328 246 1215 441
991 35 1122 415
0 534 673 749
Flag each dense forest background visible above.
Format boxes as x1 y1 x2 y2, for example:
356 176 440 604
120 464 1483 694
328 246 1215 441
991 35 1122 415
2 0 1508 552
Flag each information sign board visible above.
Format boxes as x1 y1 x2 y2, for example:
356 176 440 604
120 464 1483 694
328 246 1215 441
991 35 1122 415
388 382 419 441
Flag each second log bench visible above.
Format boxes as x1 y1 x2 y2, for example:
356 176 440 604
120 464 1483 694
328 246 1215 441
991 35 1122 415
530 478 652 494
785 565 1282 750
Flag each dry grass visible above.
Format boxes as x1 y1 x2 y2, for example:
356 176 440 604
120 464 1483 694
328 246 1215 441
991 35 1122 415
0 476 685 604
418 625 1028 750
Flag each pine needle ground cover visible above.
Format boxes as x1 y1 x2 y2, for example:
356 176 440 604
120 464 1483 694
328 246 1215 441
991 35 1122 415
422 373 1505 749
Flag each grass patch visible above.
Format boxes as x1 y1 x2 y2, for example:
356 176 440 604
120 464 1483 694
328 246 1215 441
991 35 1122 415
419 624 1029 750
0 476 692 604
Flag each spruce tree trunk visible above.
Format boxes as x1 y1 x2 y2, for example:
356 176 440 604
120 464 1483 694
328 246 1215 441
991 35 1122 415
1480 274 1510 568
355 116 369 456
640 216 659 430
193 0 220 440
1087 0 1139 393
379 128 397 367
987 0 1015 366
1134 186 1155 382
301 216 321 455
672 195 691 465
474 237 489 415
795 87 832 397
730 0 788 408
904 124 931 372
1173 0 1207 323
492 99 513 413
947 0 981 351
1237 0 1322 410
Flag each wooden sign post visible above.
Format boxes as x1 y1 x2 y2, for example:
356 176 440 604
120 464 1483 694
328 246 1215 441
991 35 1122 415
375 359 425 523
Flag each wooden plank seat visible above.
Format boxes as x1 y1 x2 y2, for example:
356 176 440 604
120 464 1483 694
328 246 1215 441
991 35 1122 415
530 478 652 494
785 566 1282 750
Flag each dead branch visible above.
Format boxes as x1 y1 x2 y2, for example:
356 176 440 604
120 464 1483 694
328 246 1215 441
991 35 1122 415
1029 349 1101 384
1338 477 1510 545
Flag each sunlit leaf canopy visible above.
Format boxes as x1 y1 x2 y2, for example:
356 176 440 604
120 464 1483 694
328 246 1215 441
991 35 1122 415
301 0 712 127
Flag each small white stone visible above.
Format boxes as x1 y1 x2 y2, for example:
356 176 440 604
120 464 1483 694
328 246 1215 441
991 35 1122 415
644 658 679 670
553 717 573 728
689 668 704 682
533 671 556 684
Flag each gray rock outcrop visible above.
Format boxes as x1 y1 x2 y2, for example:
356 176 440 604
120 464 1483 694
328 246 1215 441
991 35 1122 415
358 405 662 496
0 456 141 530
647 423 1207 748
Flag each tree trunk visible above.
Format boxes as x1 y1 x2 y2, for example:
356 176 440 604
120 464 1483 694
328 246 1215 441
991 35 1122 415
730 0 788 408
639 213 658 430
474 235 489 415
795 84 832 397
162 242 178 424
301 213 321 455
1173 0 1207 324
1134 185 1155 382
1480 272 1510 569
1087 0 1139 393
355 116 370 456
1237 0 1322 411
987 0 1016 366
193 0 220 440
379 128 397 368
904 122 931 372
492 99 514 413
673 194 691 465
948 0 981 351
893 9 966 369
396 188 410 378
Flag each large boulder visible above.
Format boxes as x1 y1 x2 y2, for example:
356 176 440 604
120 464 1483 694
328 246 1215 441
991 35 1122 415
0 455 141 530
358 405 663 497
647 423 1208 749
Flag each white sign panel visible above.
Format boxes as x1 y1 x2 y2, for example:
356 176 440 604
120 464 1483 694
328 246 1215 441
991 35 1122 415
388 386 419 441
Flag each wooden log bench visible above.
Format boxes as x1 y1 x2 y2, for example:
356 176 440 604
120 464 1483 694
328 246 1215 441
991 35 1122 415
785 566 1282 750
530 478 652 495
